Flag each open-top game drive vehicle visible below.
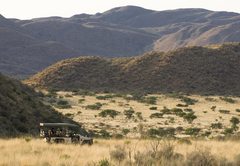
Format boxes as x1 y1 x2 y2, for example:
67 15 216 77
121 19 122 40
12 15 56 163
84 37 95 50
40 123 93 145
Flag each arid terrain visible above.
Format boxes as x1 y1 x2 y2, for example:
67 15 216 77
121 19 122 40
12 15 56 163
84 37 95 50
41 90 240 139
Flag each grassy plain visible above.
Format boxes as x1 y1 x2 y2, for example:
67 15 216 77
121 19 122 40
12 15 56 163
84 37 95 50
1 138 240 166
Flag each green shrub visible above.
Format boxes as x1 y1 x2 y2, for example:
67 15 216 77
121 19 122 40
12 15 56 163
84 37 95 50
211 106 216 111
219 97 235 103
176 104 188 107
236 109 240 112
150 113 163 119
202 131 211 137
183 113 197 123
160 108 171 114
25 137 31 142
230 117 240 125
150 107 157 110
224 128 234 135
176 112 186 117
185 128 200 136
184 108 193 112
182 97 197 105
98 129 110 138
98 158 110 166
122 129 130 135
171 108 183 114
219 110 230 114
210 122 222 129
78 99 85 103
57 100 68 105
85 104 101 110
98 109 118 118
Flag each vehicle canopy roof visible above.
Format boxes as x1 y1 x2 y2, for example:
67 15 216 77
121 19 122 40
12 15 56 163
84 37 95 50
40 123 79 127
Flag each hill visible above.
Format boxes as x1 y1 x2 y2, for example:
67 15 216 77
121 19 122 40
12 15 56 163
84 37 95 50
0 15 83 78
0 72 79 137
2 6 240 77
24 43 240 95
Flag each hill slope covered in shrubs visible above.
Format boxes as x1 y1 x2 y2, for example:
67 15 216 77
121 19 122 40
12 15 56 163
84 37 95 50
24 43 240 95
0 73 79 137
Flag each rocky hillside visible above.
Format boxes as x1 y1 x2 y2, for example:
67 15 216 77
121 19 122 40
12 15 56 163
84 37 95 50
0 73 79 137
24 43 240 95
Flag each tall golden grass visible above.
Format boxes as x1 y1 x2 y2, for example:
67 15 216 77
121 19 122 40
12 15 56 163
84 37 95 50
1 138 240 166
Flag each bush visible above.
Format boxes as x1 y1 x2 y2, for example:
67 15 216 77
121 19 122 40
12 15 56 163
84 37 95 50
176 104 188 107
184 108 193 112
224 128 234 135
98 158 110 166
160 108 171 114
183 112 197 123
230 116 240 125
176 112 186 117
57 100 68 105
150 107 157 110
171 108 183 114
78 99 85 103
150 113 163 119
185 128 200 136
236 109 240 112
219 110 230 114
98 109 118 118
25 137 32 142
122 129 130 135
98 129 110 138
210 122 222 129
182 97 197 105
86 104 101 110
219 97 235 103
211 106 216 111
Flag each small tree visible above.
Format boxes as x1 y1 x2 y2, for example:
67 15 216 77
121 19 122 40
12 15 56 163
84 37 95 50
230 117 240 126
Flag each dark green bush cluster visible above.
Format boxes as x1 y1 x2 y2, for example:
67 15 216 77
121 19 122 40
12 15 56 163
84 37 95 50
124 108 135 119
219 110 230 114
210 122 222 129
176 103 188 107
98 109 118 118
55 100 72 109
185 128 201 136
74 90 95 96
181 97 198 105
219 97 235 103
160 107 171 114
78 99 85 103
183 112 197 123
85 104 101 110
149 113 163 119
148 128 176 138
149 106 157 110
184 108 193 112
96 95 113 100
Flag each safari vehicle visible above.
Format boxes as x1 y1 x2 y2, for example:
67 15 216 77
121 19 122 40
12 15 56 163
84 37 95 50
40 123 93 145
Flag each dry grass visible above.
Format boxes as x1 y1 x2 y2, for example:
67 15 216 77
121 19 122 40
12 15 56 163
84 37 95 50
0 138 240 165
